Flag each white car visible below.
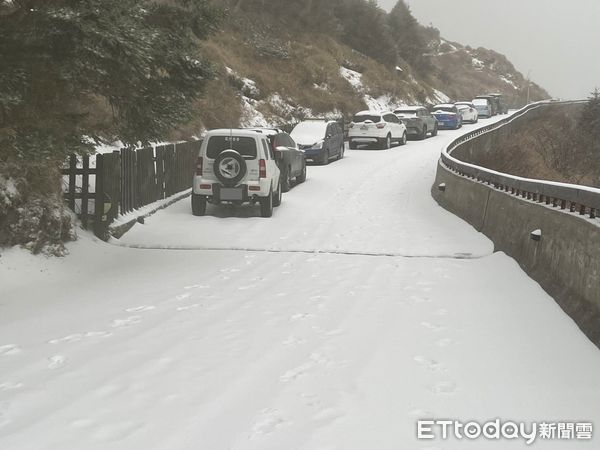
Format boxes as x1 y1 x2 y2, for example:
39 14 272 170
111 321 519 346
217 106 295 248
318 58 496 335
455 102 479 123
192 129 282 218
348 111 407 149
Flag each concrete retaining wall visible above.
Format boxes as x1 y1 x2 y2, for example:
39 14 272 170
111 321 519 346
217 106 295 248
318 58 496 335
432 159 600 347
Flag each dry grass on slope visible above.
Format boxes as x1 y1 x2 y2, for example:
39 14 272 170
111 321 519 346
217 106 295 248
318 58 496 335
177 28 425 133
465 103 600 188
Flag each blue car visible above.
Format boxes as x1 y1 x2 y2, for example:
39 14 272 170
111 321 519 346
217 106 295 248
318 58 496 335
431 104 463 130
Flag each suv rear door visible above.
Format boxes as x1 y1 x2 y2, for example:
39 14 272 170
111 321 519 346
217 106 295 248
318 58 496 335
383 113 402 139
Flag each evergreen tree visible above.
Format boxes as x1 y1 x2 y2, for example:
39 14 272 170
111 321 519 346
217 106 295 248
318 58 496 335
387 0 429 71
580 89 600 131
0 0 224 162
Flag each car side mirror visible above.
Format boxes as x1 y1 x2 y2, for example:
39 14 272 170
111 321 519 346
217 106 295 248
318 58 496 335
326 134 332 139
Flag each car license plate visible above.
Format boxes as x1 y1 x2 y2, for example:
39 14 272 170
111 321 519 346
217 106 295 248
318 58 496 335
361 125 368 130
220 188 243 201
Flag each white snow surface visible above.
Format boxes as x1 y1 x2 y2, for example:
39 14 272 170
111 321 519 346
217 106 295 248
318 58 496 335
1 116 600 449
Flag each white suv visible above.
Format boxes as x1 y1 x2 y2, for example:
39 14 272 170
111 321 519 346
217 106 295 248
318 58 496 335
348 110 407 149
192 129 282 217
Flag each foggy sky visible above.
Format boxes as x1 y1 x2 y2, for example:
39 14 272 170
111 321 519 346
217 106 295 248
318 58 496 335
378 0 600 99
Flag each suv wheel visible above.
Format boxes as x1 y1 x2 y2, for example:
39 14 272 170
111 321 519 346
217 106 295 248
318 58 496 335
296 162 306 184
418 126 427 140
273 182 282 207
431 123 438 136
281 167 292 193
338 144 344 160
191 194 206 216
260 189 274 217
349 140 357 150
380 134 391 150
400 132 407 146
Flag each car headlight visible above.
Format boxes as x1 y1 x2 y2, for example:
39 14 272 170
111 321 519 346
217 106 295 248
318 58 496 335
313 140 324 150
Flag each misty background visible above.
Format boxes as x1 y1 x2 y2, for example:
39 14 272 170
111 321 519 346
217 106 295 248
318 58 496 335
378 0 600 100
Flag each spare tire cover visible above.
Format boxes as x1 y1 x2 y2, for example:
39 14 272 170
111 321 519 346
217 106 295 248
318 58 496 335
213 149 247 187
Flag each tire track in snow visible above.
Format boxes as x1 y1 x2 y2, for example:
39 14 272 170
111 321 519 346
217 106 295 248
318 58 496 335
108 242 489 260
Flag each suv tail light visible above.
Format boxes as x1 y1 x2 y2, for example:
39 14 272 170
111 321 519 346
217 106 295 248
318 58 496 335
259 159 266 179
376 123 386 129
348 122 355 128
195 156 203 176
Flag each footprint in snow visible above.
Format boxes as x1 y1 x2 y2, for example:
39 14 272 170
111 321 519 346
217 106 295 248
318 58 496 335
434 309 448 316
290 313 314 321
431 381 457 395
435 338 453 348
176 304 201 312
48 355 67 370
421 322 445 332
238 285 256 291
414 355 443 372
48 334 83 344
250 409 286 439
282 336 308 347
313 407 344 423
410 295 431 304
49 331 112 345
125 305 155 313
0 382 23 392
280 362 313 383
183 284 210 290
0 344 21 356
111 316 142 328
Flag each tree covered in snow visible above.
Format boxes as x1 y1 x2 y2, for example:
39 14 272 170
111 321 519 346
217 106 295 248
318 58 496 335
0 0 224 162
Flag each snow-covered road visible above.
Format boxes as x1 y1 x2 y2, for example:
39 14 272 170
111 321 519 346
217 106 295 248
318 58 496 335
1 117 599 450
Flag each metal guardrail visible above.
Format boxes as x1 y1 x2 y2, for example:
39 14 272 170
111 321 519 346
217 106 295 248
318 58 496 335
440 100 600 219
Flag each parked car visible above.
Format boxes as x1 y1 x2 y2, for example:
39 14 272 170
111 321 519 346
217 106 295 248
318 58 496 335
348 111 407 149
431 104 463 129
192 129 282 218
247 128 306 192
488 93 509 114
454 102 479 123
290 119 344 165
475 95 498 116
472 98 493 118
393 106 438 140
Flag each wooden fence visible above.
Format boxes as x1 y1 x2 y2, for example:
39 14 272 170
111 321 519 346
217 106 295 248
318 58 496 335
62 141 201 239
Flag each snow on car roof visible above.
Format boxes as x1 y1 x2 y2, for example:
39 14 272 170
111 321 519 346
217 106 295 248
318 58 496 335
395 105 424 110
433 104 455 109
246 127 283 136
355 110 383 115
207 128 265 137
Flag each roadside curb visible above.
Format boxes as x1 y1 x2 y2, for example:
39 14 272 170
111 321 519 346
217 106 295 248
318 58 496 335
109 190 191 239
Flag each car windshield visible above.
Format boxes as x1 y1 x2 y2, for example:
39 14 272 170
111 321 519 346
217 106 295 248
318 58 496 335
290 121 327 145
206 136 257 159
352 114 382 123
